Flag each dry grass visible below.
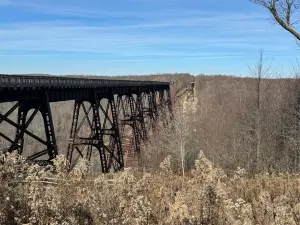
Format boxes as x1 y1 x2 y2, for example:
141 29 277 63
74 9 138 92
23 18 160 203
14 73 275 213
1 152 300 225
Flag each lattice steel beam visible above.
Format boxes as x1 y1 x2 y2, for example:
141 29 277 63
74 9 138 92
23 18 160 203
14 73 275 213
0 92 58 164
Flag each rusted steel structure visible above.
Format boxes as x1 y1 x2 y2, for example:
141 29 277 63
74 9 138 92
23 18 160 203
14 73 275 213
0 75 172 172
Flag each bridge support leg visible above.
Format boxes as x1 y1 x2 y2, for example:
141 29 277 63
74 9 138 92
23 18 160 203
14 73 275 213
166 88 173 119
141 91 158 132
128 95 142 153
136 93 147 140
116 95 134 164
67 92 124 172
147 92 155 129
148 91 159 130
151 91 159 127
67 97 108 172
158 90 167 126
15 103 26 154
99 95 124 171
117 93 144 154
156 89 173 127
67 100 81 169
110 96 124 170
0 92 58 165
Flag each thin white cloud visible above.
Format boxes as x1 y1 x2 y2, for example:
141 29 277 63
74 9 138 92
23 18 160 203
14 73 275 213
72 59 158 62
0 0 267 24
0 11 268 29
0 11 283 44
0 1 295 60
71 55 246 63
0 36 287 53
2 0 211 19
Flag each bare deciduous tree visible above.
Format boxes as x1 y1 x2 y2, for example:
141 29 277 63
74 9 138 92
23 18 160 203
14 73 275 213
143 107 199 177
250 0 300 41
249 50 269 171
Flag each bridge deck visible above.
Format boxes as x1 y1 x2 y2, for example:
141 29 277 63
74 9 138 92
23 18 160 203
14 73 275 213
0 74 169 89
0 75 170 102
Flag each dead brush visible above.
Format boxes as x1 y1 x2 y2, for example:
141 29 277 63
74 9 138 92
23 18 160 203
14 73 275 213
0 152 300 224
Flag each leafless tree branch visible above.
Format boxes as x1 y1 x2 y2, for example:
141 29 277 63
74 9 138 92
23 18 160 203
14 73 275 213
250 0 300 40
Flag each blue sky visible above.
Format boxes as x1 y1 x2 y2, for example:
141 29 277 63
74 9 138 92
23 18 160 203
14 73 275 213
0 0 299 76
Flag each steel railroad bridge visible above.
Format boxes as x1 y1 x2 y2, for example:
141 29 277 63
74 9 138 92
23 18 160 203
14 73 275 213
0 75 172 172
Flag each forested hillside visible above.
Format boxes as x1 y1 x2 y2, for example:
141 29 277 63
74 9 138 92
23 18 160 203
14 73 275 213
2 73 300 173
193 75 300 173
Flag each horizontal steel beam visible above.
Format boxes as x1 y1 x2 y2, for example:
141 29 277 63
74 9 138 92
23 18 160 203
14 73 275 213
0 74 170 89
0 75 171 103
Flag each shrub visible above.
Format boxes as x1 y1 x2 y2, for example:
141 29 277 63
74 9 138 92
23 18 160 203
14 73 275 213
1 152 300 224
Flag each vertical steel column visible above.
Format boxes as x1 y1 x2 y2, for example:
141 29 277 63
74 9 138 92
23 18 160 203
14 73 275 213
67 100 81 166
40 92 58 159
115 94 136 165
152 91 159 122
91 94 108 173
166 88 173 120
128 95 141 153
15 103 27 154
107 94 124 170
158 90 167 126
136 92 147 140
115 95 125 135
40 92 58 160
146 92 154 130
149 91 158 130
8 105 40 153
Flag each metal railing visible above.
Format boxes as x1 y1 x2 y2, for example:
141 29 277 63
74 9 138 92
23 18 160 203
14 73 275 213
0 75 170 88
